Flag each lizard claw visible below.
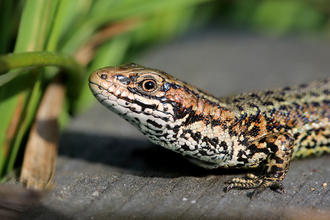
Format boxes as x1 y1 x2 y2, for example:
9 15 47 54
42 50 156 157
224 174 284 198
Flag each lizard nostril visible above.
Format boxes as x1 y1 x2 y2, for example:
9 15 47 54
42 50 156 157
101 74 107 79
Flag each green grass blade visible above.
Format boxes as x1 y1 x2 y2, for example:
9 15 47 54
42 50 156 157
0 68 30 87
0 0 15 54
48 0 93 51
0 51 82 77
4 68 44 178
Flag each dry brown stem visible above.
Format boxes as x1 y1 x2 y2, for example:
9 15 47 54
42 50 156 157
20 75 66 189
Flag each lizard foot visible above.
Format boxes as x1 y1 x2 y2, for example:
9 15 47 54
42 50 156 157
225 174 285 198
224 132 293 198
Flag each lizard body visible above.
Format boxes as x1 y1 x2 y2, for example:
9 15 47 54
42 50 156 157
89 63 330 196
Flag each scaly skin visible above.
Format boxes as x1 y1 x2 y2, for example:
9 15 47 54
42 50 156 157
89 63 330 197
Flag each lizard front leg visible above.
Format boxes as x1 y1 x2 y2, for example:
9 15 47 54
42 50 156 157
226 132 294 197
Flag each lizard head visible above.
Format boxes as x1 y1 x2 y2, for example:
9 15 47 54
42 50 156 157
89 63 202 136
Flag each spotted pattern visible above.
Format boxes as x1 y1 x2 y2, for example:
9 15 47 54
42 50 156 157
89 63 330 196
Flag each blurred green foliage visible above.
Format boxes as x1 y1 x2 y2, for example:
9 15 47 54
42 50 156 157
219 1 329 35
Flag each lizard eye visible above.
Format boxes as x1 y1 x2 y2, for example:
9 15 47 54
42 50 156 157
141 79 157 92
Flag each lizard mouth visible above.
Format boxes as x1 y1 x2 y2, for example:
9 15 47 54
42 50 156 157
88 77 139 116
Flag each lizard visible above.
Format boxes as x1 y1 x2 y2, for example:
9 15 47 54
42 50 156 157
88 63 330 197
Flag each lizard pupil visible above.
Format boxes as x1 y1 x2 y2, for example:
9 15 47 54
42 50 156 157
142 80 156 92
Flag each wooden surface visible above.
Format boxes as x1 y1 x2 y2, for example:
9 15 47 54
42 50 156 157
21 29 330 220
